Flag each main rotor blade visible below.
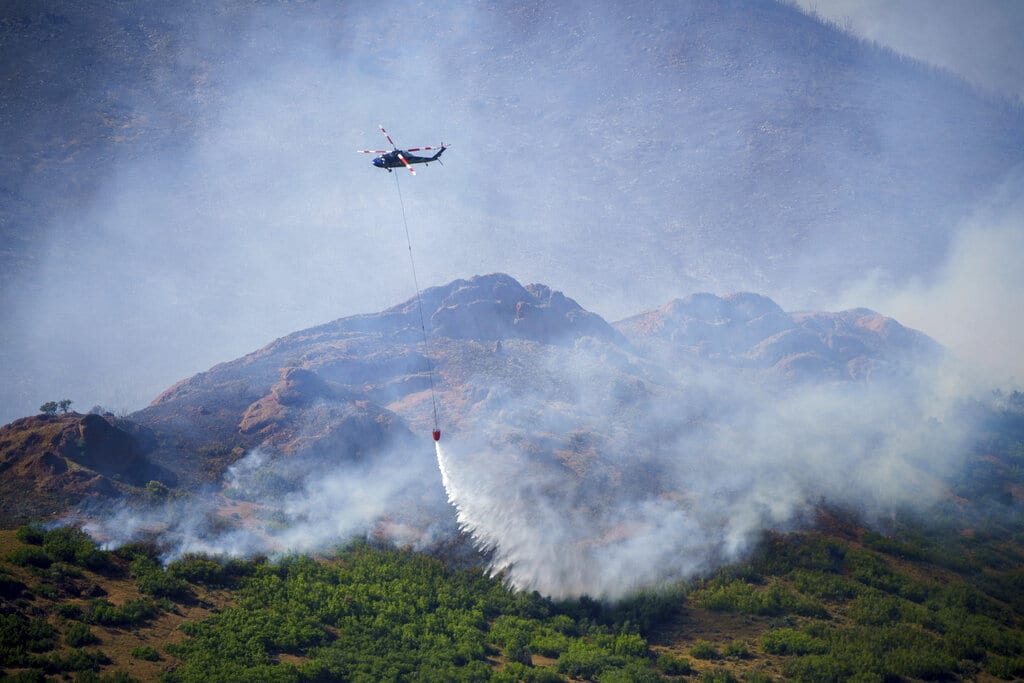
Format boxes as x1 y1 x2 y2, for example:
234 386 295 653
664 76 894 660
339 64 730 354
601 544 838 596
404 146 442 152
397 152 416 175
379 124 396 149
357 149 389 154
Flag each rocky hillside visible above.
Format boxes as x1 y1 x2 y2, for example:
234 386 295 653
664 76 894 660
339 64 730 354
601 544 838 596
0 412 172 526
126 273 941 489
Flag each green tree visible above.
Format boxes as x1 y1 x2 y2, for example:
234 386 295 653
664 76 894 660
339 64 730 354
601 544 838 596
145 480 170 501
39 401 59 415
57 399 73 413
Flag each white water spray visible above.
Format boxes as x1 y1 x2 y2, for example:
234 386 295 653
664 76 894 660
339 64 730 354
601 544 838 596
433 439 674 598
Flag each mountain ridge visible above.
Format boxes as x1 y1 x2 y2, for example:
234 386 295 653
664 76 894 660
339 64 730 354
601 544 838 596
0 272 945 519
122 273 942 486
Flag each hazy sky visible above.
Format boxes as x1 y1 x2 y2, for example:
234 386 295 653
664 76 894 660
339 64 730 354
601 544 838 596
794 0 1024 101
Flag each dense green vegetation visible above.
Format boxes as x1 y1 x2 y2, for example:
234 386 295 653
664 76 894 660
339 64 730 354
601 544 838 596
161 544 676 682
1 527 679 682
2 512 1023 682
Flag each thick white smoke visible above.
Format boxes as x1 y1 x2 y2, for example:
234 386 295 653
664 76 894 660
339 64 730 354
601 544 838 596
434 359 970 600
84 442 452 561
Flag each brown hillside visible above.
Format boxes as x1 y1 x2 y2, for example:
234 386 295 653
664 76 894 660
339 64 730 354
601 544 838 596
0 413 173 527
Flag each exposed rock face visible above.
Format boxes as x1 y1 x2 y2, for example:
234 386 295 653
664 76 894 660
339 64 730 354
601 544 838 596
239 367 400 459
0 413 171 525
427 274 623 345
0 273 947 533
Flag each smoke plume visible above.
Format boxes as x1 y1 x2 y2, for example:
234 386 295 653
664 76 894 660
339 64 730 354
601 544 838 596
434 350 971 600
84 441 453 562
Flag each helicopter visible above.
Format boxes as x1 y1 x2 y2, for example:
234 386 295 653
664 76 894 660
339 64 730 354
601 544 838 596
358 125 446 175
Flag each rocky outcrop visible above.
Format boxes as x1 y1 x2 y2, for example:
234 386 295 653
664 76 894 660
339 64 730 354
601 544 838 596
427 274 624 345
238 367 406 459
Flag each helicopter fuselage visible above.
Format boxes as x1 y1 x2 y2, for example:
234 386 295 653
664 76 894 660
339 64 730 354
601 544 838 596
373 150 439 170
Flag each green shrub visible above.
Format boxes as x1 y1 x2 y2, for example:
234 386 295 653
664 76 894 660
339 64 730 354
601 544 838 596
491 663 564 682
131 645 161 661
74 671 141 683
16 523 46 545
690 640 721 660
169 554 229 586
599 661 665 682
612 633 648 658
112 541 161 563
753 534 846 575
723 640 750 659
844 550 907 595
8 546 53 568
531 630 571 658
34 583 57 600
65 622 99 647
82 598 160 627
41 526 108 570
847 592 903 626
782 654 853 683
791 570 859 601
131 557 190 599
0 613 57 654
145 480 170 500
987 653 1024 679
55 602 83 620
557 640 622 678
34 648 110 673
760 628 828 656
694 577 827 618
657 653 692 675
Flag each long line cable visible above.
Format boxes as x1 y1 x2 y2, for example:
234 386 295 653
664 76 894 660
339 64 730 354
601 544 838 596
393 172 440 432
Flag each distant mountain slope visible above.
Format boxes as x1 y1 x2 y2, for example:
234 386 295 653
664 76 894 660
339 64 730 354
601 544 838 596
432 0 1024 303
615 291 942 381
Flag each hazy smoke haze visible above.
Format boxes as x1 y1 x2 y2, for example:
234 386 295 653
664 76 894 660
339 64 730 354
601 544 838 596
834 174 1024 384
2 1 1023 422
